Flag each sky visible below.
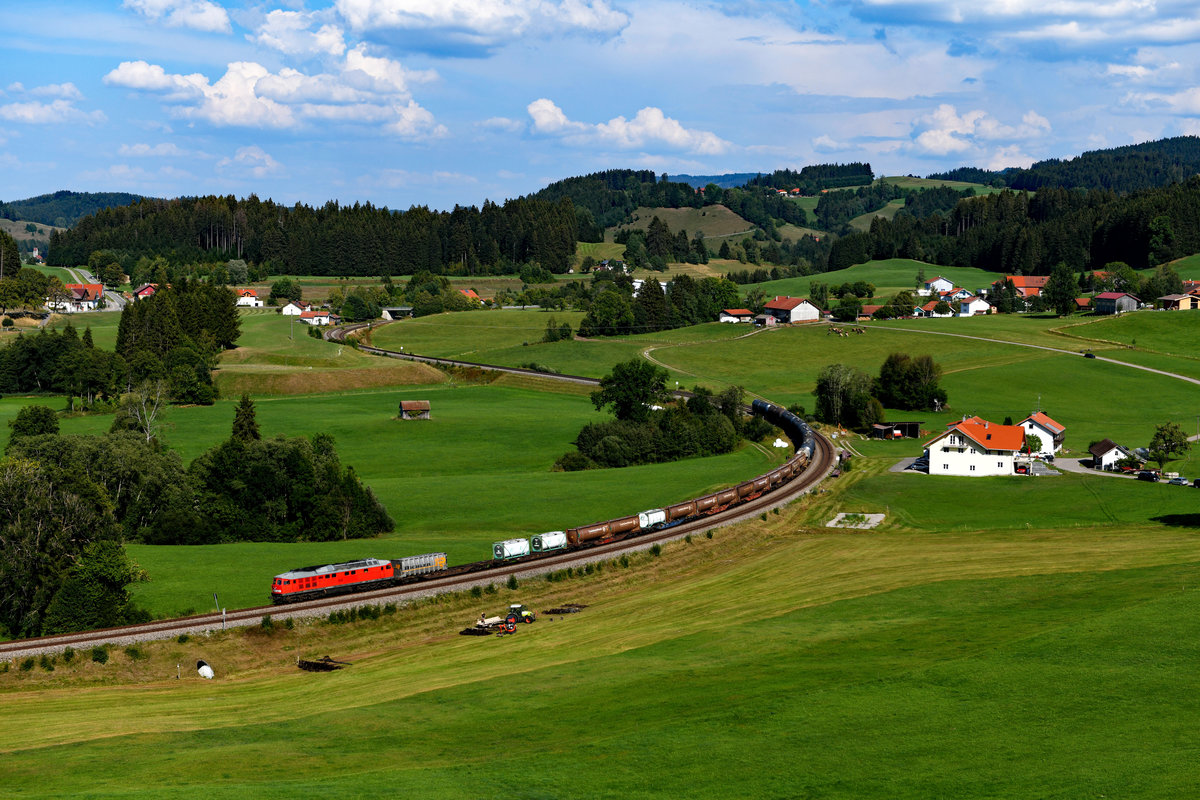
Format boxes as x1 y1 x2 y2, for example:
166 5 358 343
3 1 1200 211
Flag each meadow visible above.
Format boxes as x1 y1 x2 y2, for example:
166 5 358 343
743 258 998 300
606 204 756 241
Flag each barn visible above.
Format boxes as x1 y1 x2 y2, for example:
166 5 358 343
399 400 431 420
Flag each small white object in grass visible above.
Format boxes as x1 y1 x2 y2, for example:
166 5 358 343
773 438 788 447
196 660 214 679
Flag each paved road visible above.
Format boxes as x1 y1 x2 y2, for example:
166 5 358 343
63 266 126 311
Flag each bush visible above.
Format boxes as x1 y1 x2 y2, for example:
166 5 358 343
61 647 75 663
650 543 662 557
470 585 483 598
383 603 397 615
506 574 518 591
685 534 692 544
39 654 54 671
620 555 630 568
176 634 190 643
706 530 714 539
485 583 497 595
91 646 108 664
1 317 12 328
584 562 593 575
260 615 274 630
284 617 295 629
124 646 146 661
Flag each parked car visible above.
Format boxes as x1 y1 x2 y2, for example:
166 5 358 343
1167 476 1189 486
1015 464 1029 474
1193 478 1200 488
1083 352 1097 359
1137 471 1160 482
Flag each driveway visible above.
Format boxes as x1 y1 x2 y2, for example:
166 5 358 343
1055 457 1135 478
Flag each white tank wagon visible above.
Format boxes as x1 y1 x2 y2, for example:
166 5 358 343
493 538 531 560
531 531 568 552
637 508 667 529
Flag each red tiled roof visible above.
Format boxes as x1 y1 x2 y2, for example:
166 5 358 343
238 288 258 297
763 296 807 311
859 305 882 316
460 289 480 299
722 308 754 316
299 310 328 319
1022 411 1064 434
921 300 941 311
1074 297 1091 307
930 418 1026 452
1002 275 1049 288
1095 291 1136 300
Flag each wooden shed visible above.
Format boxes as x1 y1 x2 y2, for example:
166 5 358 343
399 400 431 420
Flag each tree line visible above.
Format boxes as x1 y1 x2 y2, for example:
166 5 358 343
49 194 579 278
744 163 876 193
0 395 392 638
814 354 947 430
577 271 740 336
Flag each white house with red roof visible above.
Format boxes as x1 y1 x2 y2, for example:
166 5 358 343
923 276 955 295
48 283 104 312
925 416 1027 476
299 309 331 326
917 300 954 318
235 288 263 308
1020 412 1065 455
958 296 992 317
280 301 308 316
718 308 755 323
762 296 821 323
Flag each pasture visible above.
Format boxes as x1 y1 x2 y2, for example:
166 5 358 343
847 198 905 231
743 259 997 300
4 513 1200 797
606 205 756 242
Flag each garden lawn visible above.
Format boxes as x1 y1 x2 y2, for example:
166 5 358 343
5 521 1200 798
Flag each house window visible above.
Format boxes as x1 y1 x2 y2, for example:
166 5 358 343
943 464 948 471
998 462 1003 468
970 465 976 471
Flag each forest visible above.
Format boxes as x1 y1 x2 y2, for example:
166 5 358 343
0 190 146 228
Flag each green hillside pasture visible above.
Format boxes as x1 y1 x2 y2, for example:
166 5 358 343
369 312 751 382
607 204 756 242
0 217 65 245
85 384 775 615
743 259 997 300
882 175 1004 195
776 222 827 241
652 322 1200 448
25 263 76 284
6 522 1200 797
575 241 625 263
848 198 905 232
368 308 586 360
1055 308 1200 356
1166 252 1200 279
42 309 122 350
841 467 1199 532
216 311 446 395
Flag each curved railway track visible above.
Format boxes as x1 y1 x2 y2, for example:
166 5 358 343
0 323 835 659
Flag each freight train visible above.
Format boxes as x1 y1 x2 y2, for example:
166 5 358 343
270 399 818 604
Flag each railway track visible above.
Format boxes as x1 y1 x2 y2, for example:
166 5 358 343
0 325 836 660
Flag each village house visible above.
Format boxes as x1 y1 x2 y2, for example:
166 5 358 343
958 296 992 317
1094 291 1139 315
1158 293 1199 311
280 301 307 316
926 416 1027 476
718 308 755 323
459 288 481 301
1074 297 1092 312
762 296 822 323
1088 439 1135 471
923 276 955 295
1020 412 1066 455
235 288 264 307
299 309 331 326
916 300 954 318
48 283 104 313
996 275 1050 299
132 283 158 301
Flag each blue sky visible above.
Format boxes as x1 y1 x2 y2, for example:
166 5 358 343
3 1 1200 210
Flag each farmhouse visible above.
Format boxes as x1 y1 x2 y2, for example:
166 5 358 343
1158 293 1199 311
235 288 263 307
1094 292 1139 315
1020 412 1065 454
280 301 306 316
958 296 992 317
399 400 431 420
459 288 481 301
762 296 821 323
996 275 1049 299
132 283 158 301
718 308 755 323
924 276 954 294
299 309 330 326
48 283 104 312
1088 438 1134 471
926 416 1026 476
917 300 953 318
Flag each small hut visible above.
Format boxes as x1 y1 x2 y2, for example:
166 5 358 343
399 400 431 420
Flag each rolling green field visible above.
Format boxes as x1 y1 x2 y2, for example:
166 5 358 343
848 197 905 231
744 259 997 300
8 269 1200 797
606 205 755 241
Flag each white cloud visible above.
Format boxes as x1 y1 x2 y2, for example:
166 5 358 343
1125 87 1200 114
217 145 282 178
104 53 442 137
252 10 346 56
334 0 628 46
813 135 851 152
481 117 524 133
527 99 730 154
0 99 106 125
123 0 232 34
119 142 187 157
911 104 1050 155
31 83 83 100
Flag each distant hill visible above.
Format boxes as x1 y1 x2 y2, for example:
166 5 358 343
0 190 147 228
929 136 1200 193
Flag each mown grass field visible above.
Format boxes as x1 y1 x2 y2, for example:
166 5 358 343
5 513 1200 798
606 205 755 241
848 197 905 231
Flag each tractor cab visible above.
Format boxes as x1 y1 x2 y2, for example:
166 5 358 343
508 603 536 623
